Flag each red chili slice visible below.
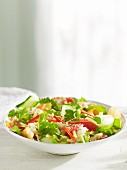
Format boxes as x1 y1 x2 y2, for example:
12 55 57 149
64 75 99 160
69 120 98 131
66 98 74 103
26 115 39 125
53 115 65 123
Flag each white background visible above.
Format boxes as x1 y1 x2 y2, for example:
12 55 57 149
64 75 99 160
0 0 127 106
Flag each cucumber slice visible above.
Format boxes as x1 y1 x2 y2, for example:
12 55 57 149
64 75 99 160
16 96 39 109
85 117 98 125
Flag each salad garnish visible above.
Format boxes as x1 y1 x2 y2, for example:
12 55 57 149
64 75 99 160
5 96 122 144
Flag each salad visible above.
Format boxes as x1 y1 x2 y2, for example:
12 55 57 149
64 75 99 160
5 96 122 144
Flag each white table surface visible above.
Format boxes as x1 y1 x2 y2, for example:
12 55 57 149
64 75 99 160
1 88 127 170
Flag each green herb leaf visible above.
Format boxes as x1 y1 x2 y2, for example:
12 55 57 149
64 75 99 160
84 134 90 142
54 111 61 116
18 109 32 123
96 127 114 136
64 110 75 121
8 110 19 117
79 97 87 102
10 125 21 135
39 97 51 104
70 102 81 110
51 99 61 111
38 112 48 125
39 97 61 111
38 121 59 138
8 108 31 123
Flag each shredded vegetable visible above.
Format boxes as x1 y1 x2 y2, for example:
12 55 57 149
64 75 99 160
5 96 122 144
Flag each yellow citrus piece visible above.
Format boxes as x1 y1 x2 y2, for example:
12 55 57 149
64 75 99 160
38 103 52 111
107 107 121 119
22 127 34 140
87 108 99 115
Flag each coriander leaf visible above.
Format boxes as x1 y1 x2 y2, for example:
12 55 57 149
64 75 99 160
39 97 61 111
8 108 31 123
51 99 61 111
39 97 51 104
64 109 75 121
70 102 81 110
8 110 19 117
10 125 21 135
38 121 59 138
18 109 32 123
63 103 81 121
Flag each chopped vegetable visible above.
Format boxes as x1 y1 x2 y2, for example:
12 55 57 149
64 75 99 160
69 120 98 131
11 125 21 135
26 115 39 125
5 96 123 144
113 119 121 129
86 105 107 114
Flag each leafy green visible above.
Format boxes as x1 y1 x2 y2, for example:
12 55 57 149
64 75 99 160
8 108 31 123
8 110 19 117
46 109 61 116
96 127 115 136
70 102 81 110
54 111 61 116
38 112 48 125
41 135 59 143
38 112 59 139
51 99 61 111
10 125 21 135
39 97 61 111
86 105 107 114
79 97 87 102
84 134 90 142
64 109 81 121
80 114 87 118
106 129 114 136
18 109 32 123
39 97 51 104
63 102 81 121
64 110 75 121
113 119 121 129
39 122 59 139
94 117 101 124
72 97 78 102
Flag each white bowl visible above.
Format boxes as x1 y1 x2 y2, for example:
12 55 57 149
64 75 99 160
3 101 126 155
